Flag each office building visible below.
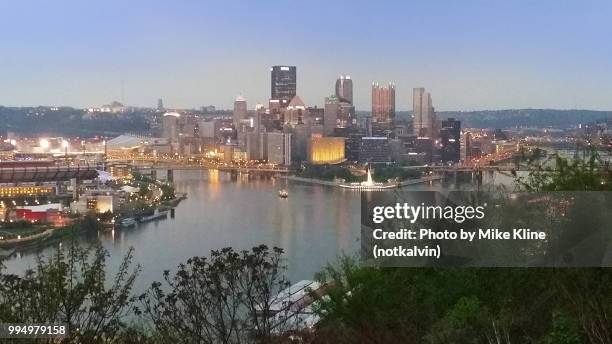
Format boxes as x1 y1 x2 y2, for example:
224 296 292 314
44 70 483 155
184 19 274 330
460 131 472 162
338 102 355 128
324 95 339 136
284 96 306 125
271 66 297 106
413 88 436 138
440 118 461 163
162 112 181 142
360 137 391 163
233 95 247 127
266 132 292 165
371 82 395 124
335 75 353 104
157 98 164 111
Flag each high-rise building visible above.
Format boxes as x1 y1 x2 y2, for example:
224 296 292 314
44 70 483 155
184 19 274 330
266 132 292 165
157 98 164 111
338 102 355 128
270 66 297 106
371 82 395 124
233 95 247 127
284 96 306 125
413 88 436 138
246 131 266 161
460 131 472 163
360 137 391 163
162 112 180 143
324 95 339 136
440 118 461 163
335 75 353 104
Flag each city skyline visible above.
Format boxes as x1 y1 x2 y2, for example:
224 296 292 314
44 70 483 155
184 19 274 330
1 1 611 111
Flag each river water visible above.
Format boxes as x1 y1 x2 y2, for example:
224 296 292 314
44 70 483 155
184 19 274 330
2 169 518 291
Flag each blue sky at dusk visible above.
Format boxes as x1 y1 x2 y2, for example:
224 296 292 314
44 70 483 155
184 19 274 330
0 0 611 111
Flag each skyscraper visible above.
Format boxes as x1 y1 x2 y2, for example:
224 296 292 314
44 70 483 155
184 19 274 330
233 95 247 127
413 88 436 138
285 96 306 125
157 98 164 111
162 112 180 143
266 132 292 165
440 118 461 163
371 82 395 124
270 66 296 106
324 95 339 136
335 75 353 104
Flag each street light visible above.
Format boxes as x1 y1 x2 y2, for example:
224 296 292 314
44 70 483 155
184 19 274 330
39 138 50 150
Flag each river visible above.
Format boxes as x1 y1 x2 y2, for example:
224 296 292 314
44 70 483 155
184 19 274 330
2 169 518 291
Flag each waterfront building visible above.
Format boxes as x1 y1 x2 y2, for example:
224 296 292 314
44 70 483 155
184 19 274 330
246 131 266 161
460 131 472 162
345 133 364 162
335 75 353 104
440 118 461 163
291 124 312 162
71 192 118 214
271 65 297 106
162 112 181 143
266 132 292 165
107 163 132 179
371 82 395 124
359 137 391 163
308 137 345 164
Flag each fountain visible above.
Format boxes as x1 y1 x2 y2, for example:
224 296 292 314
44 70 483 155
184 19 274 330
338 165 397 190
361 166 374 187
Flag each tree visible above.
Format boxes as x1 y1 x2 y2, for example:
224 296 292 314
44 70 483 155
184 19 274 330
0 242 140 343
313 150 612 343
136 245 292 344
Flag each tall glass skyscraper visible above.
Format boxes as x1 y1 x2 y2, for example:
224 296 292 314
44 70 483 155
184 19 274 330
270 66 296 105
413 87 435 137
335 75 353 104
371 82 395 123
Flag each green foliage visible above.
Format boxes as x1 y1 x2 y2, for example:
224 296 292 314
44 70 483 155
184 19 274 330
296 164 363 182
518 149 611 191
0 242 140 343
136 245 292 344
314 151 612 343
371 165 421 182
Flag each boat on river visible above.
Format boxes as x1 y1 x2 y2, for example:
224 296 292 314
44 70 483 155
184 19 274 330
119 217 137 228
139 209 168 223
278 189 289 198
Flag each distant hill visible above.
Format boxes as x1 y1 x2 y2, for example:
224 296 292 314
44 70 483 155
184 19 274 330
0 106 151 137
437 109 612 128
364 109 612 129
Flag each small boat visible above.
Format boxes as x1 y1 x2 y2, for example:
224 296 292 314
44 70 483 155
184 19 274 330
278 189 288 198
139 209 168 223
119 217 137 228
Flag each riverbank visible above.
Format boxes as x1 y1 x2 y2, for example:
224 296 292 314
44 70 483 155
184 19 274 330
279 174 444 188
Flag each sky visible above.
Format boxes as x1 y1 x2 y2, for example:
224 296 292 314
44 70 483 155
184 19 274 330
0 0 611 111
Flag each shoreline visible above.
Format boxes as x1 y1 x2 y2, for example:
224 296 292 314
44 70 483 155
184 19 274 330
278 174 445 188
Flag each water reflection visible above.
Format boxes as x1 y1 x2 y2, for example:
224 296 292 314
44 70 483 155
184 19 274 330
2 169 516 291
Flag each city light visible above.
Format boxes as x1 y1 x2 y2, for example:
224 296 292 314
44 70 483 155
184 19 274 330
39 138 50 150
